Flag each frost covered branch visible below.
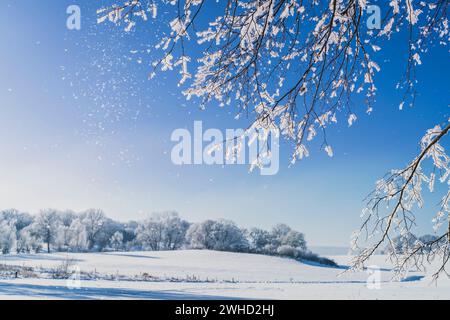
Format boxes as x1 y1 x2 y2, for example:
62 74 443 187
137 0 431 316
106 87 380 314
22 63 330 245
351 122 450 279
98 0 448 162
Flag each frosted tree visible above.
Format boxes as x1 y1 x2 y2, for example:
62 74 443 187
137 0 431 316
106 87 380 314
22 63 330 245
81 209 108 250
55 225 71 252
135 212 188 250
136 213 166 250
209 220 248 251
248 228 272 253
16 226 42 254
186 220 248 251
110 231 124 251
185 220 216 250
281 230 307 251
34 209 61 253
159 212 190 250
0 220 16 254
0 209 33 253
99 1 449 276
68 218 89 252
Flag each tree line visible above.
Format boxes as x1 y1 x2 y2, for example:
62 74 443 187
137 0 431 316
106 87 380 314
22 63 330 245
0 209 335 265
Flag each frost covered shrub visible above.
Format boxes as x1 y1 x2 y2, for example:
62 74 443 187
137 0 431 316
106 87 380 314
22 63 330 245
0 264 37 279
276 245 302 259
298 251 337 267
275 245 337 266
51 258 77 279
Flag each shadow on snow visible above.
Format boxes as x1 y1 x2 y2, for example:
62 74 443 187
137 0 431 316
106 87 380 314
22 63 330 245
0 282 242 300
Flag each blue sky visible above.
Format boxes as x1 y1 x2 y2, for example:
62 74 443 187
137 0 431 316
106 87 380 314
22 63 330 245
0 1 448 246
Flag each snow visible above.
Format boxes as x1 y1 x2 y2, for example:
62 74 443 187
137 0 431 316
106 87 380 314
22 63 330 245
0 250 449 300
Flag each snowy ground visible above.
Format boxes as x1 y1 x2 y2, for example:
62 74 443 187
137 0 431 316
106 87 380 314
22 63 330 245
0 250 449 299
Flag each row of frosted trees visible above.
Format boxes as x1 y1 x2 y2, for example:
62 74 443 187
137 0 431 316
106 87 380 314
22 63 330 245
0 209 327 263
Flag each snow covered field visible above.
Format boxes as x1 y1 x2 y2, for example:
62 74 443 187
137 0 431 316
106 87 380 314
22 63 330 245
0 250 449 300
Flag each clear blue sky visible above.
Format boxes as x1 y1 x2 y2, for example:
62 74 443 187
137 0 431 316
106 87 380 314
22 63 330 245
0 1 448 246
